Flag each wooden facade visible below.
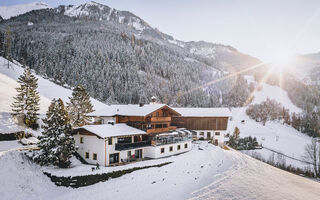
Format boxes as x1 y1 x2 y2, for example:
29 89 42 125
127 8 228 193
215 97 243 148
171 117 229 131
116 105 180 134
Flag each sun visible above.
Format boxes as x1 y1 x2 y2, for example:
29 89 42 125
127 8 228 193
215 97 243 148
266 48 294 69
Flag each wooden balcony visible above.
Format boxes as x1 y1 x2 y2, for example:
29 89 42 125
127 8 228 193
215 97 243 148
150 117 171 122
147 128 169 134
146 126 177 134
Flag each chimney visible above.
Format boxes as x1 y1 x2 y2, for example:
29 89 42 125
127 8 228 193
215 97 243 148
139 102 144 107
150 96 157 104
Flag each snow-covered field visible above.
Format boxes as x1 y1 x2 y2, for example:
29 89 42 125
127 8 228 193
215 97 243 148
0 142 319 200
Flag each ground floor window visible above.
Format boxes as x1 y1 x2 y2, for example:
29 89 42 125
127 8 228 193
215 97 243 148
169 146 173 152
184 143 188 148
109 153 119 164
215 132 220 136
135 149 143 159
160 147 165 154
127 150 131 158
199 132 204 136
85 152 89 159
93 153 97 160
177 145 181 150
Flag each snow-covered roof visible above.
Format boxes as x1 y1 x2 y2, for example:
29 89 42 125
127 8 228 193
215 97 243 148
75 124 146 138
88 104 179 117
173 107 232 117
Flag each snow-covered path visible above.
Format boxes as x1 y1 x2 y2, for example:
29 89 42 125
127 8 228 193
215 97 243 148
190 150 320 200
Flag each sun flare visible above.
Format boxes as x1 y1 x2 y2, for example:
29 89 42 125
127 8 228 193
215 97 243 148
267 49 294 68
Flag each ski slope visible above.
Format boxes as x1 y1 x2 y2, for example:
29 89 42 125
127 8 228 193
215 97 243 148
244 75 302 114
0 142 319 200
0 57 106 133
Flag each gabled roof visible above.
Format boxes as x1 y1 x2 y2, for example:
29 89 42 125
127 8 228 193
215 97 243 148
172 107 232 117
87 104 180 117
74 124 146 138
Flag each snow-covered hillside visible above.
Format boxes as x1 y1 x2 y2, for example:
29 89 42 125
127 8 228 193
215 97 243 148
229 76 311 168
1 142 319 200
0 57 106 112
245 75 302 113
0 2 50 20
63 1 149 32
230 107 312 168
0 57 106 133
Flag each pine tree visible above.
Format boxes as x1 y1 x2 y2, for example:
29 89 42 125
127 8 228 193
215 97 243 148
36 98 75 168
4 26 12 68
11 67 40 128
66 85 94 127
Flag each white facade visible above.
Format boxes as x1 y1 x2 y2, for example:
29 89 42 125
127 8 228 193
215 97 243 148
74 133 145 166
144 141 192 159
74 134 105 166
194 130 226 146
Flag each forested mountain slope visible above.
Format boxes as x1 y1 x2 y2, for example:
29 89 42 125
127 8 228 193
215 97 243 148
0 1 261 107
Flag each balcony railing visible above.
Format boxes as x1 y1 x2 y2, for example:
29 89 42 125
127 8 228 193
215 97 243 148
115 141 151 151
150 117 171 122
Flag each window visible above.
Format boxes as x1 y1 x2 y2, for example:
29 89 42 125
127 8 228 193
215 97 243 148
215 132 220 136
135 149 143 159
184 143 188 149
127 151 131 158
163 124 168 128
177 145 181 150
169 146 173 152
200 132 205 136
156 124 162 128
80 137 84 144
108 138 113 145
156 112 159 117
93 153 97 160
160 148 165 154
85 152 89 159
109 153 119 164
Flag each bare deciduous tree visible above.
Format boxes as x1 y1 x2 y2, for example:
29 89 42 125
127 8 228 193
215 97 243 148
303 138 320 177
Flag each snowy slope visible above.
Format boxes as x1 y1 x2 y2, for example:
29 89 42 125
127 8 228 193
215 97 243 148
0 2 50 20
245 75 302 113
0 57 106 133
1 142 319 200
0 57 106 112
228 76 310 168
230 107 312 168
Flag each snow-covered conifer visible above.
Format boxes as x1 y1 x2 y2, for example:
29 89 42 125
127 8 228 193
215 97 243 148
66 85 94 127
11 67 40 128
36 98 75 168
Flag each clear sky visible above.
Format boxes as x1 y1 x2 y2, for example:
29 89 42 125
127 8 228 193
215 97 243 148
1 0 320 61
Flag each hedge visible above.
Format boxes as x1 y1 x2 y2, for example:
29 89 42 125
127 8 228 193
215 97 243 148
44 162 172 188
